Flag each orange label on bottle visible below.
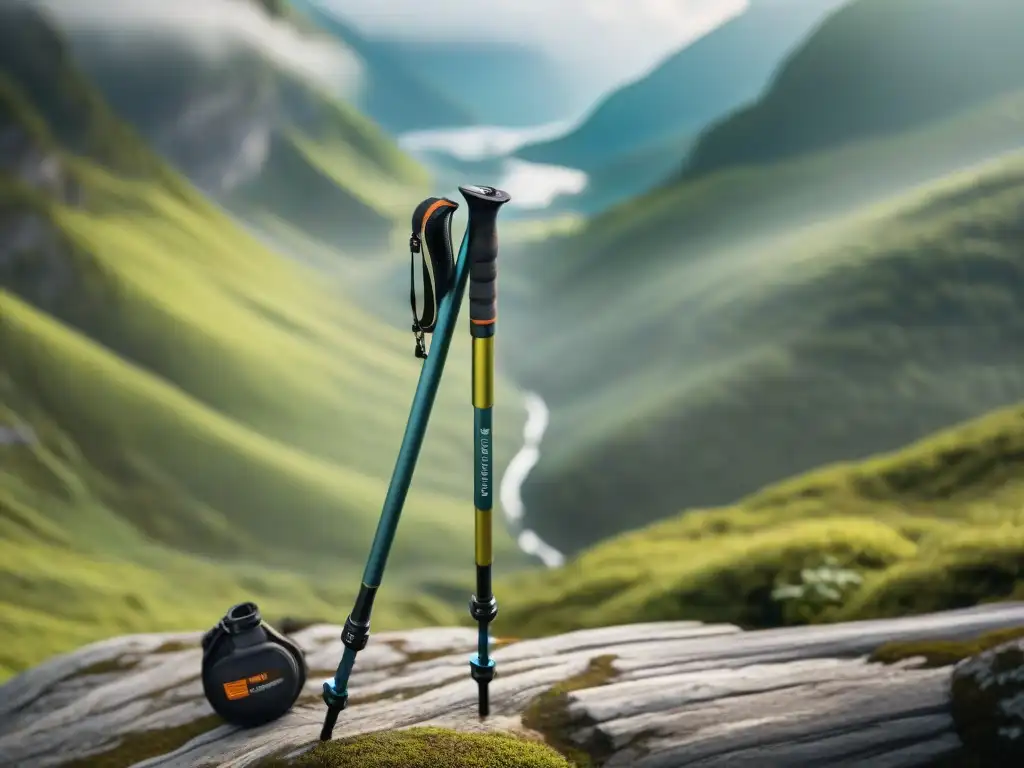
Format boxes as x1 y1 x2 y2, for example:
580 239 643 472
223 679 250 700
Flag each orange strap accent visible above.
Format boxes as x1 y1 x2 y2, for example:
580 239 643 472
419 199 456 233
471 317 496 325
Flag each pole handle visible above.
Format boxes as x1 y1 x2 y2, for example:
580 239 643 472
459 185 510 331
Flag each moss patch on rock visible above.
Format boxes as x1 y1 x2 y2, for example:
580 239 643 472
870 625 1024 668
62 714 222 768
521 655 619 767
262 727 571 768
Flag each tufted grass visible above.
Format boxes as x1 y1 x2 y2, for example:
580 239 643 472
498 401 1024 636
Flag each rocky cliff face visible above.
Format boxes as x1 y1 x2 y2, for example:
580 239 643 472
0 2 89 315
66 30 281 196
2 604 1024 767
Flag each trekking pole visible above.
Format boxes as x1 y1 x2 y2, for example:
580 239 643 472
462 185 510 718
319 185 510 741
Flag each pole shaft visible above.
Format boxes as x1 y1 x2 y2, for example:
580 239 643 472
324 228 471 712
362 234 471 587
469 328 498 717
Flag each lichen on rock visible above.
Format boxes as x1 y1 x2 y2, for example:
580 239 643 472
949 637 1024 764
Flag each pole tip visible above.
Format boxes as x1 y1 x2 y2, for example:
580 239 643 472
319 707 340 742
478 683 490 720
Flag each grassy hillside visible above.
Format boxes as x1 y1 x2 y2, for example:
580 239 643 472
499 400 1024 636
0 4 526 679
516 86 1024 301
229 78 429 253
516 0 845 171
685 0 1024 177
57 2 428 255
505 151 1024 555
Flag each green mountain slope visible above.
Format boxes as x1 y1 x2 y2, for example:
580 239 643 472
519 79 1024 307
0 3 525 679
507 151 1024 556
54 0 428 255
500 400 1024 636
516 0 845 172
685 0 1024 177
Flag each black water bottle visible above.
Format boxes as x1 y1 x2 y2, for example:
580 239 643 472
201 602 307 728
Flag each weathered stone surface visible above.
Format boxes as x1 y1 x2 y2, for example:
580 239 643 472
950 636 1024 764
1 603 1023 767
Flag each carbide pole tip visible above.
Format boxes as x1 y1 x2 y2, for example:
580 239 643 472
319 707 340 742
478 685 490 720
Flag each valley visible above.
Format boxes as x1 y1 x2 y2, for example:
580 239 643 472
2 0 1023 693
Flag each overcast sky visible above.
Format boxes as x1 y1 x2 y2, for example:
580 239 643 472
33 0 365 96
32 0 751 128
324 0 748 94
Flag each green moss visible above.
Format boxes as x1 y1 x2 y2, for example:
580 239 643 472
834 527 1024 622
521 655 619 767
62 714 222 768
870 625 1024 668
261 727 572 768
502 516 915 636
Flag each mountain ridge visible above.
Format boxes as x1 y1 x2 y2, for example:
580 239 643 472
685 0 1024 178
514 0 846 172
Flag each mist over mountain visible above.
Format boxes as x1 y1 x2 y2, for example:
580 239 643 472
685 0 1024 177
27 0 428 253
369 40 578 128
516 0 846 172
286 0 476 133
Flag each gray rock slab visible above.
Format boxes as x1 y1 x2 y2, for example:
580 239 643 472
1 603 1022 767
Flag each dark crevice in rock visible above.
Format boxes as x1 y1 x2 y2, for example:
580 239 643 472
522 655 622 767
381 639 460 665
274 618 328 636
59 713 223 768
69 656 140 679
152 640 197 655
950 638 1024 765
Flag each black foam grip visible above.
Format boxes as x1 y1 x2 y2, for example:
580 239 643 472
459 185 511 327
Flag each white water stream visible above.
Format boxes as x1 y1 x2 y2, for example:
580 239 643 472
498 392 565 568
